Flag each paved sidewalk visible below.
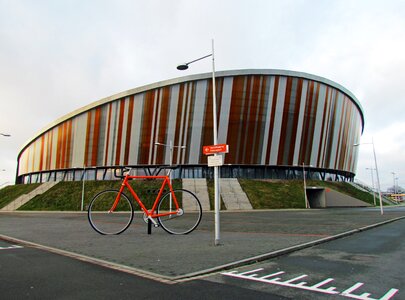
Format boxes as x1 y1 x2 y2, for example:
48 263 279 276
1 207 404 281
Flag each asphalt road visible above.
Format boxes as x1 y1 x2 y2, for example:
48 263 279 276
208 217 405 299
1 216 404 299
0 240 284 299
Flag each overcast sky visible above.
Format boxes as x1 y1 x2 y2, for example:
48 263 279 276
0 0 404 190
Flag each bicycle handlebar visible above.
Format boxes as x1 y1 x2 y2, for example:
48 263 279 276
113 165 179 178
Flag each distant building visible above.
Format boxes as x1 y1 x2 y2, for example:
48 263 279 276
17 69 364 183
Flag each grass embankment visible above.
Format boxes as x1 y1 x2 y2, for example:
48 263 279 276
18 179 181 211
1 179 377 211
238 179 376 209
0 183 41 209
239 179 306 209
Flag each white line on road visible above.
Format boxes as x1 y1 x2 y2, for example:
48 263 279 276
0 244 23 250
222 268 399 300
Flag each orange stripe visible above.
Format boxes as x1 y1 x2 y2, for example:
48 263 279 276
39 135 45 171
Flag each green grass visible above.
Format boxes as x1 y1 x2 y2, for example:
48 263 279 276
239 179 306 209
206 180 226 210
18 179 182 211
4 178 381 211
0 183 41 209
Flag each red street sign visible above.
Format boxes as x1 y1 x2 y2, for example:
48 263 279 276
203 144 229 155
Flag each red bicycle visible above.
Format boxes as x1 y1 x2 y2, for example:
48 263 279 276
87 167 202 235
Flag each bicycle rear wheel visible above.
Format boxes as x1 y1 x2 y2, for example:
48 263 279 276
157 189 202 235
88 190 134 235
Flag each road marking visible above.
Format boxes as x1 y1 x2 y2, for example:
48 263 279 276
222 268 399 300
0 244 23 250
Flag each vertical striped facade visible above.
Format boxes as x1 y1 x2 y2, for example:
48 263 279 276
17 70 363 181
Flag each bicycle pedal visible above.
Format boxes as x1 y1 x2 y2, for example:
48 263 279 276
153 224 159 228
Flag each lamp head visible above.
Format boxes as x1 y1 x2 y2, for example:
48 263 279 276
176 64 189 71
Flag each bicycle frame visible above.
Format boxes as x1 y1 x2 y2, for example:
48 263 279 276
109 173 180 224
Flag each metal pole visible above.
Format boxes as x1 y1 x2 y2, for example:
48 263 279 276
169 140 173 212
81 167 85 211
367 167 376 206
212 39 221 246
371 138 383 215
302 163 309 208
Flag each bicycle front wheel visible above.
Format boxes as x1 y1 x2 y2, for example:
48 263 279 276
88 190 134 235
157 189 202 235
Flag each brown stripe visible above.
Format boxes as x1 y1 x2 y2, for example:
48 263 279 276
201 79 214 163
251 76 267 164
150 89 161 163
226 76 245 163
245 75 261 164
139 90 155 164
277 77 293 165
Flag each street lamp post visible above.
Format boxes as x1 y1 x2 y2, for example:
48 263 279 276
366 167 376 206
177 39 221 245
302 163 312 208
354 137 383 215
155 140 186 180
391 172 396 194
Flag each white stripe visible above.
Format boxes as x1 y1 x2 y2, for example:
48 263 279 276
128 94 144 165
269 77 286 165
218 77 233 145
189 80 207 164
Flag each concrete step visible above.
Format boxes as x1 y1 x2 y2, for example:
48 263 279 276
220 179 252 210
1 182 58 211
182 179 210 211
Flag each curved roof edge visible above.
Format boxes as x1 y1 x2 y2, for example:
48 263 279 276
19 69 364 156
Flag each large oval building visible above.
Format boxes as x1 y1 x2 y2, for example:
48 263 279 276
17 69 363 184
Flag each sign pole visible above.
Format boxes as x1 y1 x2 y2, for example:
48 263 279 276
211 39 221 246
